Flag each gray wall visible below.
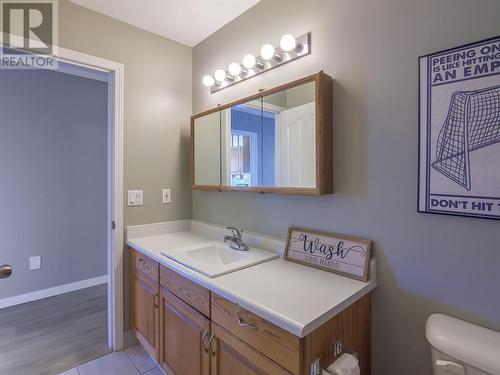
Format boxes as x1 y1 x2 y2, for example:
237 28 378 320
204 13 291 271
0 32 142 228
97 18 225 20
0 69 108 298
192 1 500 374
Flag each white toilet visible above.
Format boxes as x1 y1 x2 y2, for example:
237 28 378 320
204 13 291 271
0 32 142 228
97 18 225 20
426 314 500 375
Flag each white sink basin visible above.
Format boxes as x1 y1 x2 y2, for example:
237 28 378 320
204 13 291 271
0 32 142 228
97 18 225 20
185 244 252 265
161 241 279 278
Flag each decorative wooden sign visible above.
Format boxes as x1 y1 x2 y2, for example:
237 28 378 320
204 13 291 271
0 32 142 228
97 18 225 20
284 227 371 281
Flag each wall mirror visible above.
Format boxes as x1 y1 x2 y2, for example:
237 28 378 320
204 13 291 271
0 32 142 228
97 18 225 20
191 71 332 195
192 110 221 188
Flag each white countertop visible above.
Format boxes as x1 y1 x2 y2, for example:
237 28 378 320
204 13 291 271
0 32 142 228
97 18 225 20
126 220 377 338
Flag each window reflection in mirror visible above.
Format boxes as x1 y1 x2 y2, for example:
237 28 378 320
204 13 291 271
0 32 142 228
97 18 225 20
222 81 316 188
222 100 274 187
231 133 254 186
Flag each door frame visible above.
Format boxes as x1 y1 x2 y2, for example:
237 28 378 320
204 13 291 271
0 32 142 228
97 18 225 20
0 39 125 351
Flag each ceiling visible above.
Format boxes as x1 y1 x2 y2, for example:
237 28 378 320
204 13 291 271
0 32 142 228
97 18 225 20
69 0 261 47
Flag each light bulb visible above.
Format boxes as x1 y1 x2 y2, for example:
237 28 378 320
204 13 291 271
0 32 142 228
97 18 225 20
242 54 256 69
280 34 296 52
202 75 215 87
228 62 241 76
214 69 227 82
260 44 275 60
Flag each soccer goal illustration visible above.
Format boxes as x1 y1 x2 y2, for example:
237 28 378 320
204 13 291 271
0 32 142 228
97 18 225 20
432 85 500 191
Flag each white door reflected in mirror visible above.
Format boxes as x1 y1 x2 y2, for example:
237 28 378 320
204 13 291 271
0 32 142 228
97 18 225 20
221 81 316 188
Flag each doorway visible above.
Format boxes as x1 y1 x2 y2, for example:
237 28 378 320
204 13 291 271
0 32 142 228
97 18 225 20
0 45 124 374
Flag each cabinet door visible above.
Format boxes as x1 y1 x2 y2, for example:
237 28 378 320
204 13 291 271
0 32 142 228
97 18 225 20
210 323 292 375
131 270 159 361
160 288 210 375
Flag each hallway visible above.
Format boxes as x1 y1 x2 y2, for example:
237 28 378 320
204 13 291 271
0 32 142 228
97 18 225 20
0 284 109 375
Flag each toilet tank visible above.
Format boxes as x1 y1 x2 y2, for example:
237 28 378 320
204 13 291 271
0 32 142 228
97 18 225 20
426 314 500 375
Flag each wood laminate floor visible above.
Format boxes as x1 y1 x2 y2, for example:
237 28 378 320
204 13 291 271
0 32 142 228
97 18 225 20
0 284 110 375
59 345 162 375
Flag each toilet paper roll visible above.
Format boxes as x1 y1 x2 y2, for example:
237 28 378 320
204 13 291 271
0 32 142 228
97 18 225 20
326 353 360 375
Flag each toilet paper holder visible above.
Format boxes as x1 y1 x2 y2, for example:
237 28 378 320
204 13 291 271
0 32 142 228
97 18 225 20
333 339 358 358
310 339 358 375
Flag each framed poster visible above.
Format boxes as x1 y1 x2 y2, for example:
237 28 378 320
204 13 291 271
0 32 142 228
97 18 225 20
284 227 371 281
418 36 500 219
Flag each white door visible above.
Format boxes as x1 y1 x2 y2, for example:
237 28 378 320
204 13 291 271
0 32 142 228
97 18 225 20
278 101 316 187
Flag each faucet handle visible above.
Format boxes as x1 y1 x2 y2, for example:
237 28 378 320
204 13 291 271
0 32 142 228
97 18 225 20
226 226 242 237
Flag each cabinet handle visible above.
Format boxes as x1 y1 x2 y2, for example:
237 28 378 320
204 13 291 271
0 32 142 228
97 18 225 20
237 314 257 329
153 291 159 308
208 334 216 356
201 331 209 353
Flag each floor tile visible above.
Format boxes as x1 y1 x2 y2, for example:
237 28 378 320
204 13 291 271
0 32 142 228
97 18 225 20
78 351 139 375
123 331 139 349
125 344 156 373
57 368 79 375
143 367 164 375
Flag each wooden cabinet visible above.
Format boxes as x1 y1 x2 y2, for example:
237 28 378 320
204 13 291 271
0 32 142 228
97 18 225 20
159 288 210 375
131 260 159 361
160 264 210 317
211 293 300 374
130 248 372 375
210 323 292 375
132 250 159 282
191 72 333 196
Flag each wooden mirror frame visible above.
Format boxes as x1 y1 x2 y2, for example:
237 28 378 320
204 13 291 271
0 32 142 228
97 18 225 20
191 71 333 195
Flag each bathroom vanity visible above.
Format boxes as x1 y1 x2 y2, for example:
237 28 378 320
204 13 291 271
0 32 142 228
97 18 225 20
127 221 376 375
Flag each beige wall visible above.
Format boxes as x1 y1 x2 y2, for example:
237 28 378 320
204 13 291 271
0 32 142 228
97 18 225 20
192 1 500 374
59 0 192 227
58 0 192 328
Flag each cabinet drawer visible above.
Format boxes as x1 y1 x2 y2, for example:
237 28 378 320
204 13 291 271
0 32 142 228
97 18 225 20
160 264 210 317
211 322 292 375
211 293 300 375
131 248 159 282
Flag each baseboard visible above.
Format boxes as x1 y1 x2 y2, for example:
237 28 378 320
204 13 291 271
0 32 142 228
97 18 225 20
0 275 108 309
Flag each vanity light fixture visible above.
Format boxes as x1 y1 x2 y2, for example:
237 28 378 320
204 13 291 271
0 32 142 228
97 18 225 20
260 44 275 60
214 69 227 83
228 62 242 77
242 54 265 71
280 34 297 52
202 32 311 93
202 75 215 87
242 54 256 69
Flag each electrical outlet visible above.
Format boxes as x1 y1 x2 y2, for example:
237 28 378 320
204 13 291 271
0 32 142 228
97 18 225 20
128 190 143 206
162 188 171 204
30 256 41 270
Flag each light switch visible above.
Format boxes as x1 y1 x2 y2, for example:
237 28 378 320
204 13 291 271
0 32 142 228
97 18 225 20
162 188 171 204
30 256 41 270
128 190 143 206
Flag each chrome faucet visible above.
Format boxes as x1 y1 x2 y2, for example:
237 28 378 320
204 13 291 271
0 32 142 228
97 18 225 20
223 227 249 251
